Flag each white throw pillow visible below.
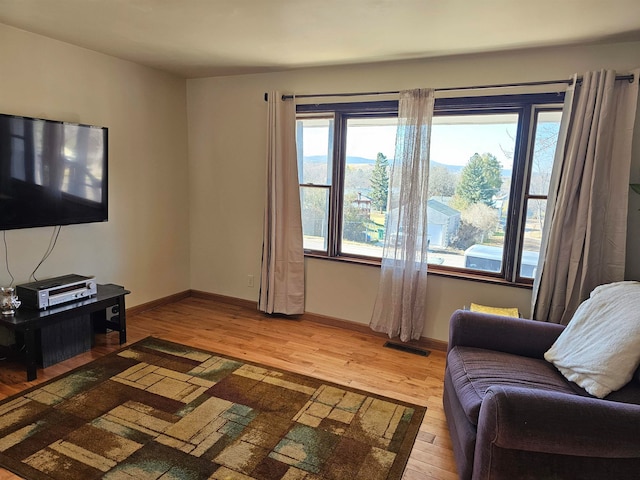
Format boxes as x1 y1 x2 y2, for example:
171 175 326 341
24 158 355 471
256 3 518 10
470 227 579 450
544 281 640 398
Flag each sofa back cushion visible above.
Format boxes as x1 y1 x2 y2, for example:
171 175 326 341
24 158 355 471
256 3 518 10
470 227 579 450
544 281 640 398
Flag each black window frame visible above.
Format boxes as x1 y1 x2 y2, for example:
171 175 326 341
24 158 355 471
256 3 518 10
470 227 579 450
296 92 565 285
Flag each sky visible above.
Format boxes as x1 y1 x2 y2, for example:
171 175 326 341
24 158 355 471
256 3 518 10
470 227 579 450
302 118 520 168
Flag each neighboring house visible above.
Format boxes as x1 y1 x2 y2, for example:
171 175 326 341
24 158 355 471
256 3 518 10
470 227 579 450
427 199 461 248
386 199 460 248
493 193 509 224
352 193 372 215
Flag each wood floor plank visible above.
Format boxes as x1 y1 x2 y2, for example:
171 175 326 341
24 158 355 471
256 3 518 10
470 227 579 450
0 296 458 479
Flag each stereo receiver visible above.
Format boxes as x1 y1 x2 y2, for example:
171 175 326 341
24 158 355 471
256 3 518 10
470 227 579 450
16 274 97 310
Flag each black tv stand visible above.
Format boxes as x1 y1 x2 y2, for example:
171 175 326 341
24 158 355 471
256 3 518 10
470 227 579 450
0 284 130 381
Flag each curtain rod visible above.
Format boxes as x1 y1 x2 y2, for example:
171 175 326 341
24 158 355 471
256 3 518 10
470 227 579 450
263 74 635 101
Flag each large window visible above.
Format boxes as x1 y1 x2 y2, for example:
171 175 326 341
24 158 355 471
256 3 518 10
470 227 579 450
296 94 564 284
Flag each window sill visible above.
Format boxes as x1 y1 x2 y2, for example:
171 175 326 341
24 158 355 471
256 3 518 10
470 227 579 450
304 252 533 289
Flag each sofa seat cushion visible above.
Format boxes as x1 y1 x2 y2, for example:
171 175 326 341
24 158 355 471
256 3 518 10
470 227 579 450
447 346 577 425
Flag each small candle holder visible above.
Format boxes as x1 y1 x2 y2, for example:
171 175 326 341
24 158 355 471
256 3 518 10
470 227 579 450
1 287 21 315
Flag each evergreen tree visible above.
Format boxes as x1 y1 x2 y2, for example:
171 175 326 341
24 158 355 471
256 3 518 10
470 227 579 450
370 152 389 211
454 153 503 207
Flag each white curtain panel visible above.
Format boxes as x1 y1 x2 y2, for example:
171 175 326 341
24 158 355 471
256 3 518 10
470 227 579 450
259 92 305 315
532 70 639 325
370 89 434 342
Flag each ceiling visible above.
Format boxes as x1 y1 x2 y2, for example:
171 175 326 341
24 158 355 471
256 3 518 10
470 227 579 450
2 0 640 78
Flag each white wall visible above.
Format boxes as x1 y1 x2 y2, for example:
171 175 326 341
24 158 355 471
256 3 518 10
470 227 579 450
0 24 191 306
187 41 640 342
4 22 637 343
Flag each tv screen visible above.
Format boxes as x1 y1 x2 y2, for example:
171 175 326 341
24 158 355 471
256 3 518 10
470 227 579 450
0 113 108 230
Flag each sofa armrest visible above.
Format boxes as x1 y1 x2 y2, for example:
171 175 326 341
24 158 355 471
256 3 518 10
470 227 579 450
478 386 640 458
448 309 565 358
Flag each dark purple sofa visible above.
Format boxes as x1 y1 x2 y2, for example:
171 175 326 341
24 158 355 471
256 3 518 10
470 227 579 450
443 309 640 480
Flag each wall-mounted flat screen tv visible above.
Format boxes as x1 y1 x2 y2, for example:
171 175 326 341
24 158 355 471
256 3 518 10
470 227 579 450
0 113 108 231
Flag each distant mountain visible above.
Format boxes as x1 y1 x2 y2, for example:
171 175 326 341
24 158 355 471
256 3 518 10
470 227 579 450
418 160 512 177
303 156 511 176
432 160 463 173
304 155 375 165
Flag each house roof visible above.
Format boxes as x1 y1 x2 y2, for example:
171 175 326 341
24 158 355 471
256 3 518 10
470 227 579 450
1 1 639 78
427 199 460 217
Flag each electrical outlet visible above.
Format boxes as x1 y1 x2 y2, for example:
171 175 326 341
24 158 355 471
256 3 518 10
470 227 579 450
247 275 254 287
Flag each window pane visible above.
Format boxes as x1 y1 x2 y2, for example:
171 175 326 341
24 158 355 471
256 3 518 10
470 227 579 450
520 199 546 278
519 110 561 279
529 111 562 195
296 117 333 185
428 113 519 273
301 186 329 251
341 117 397 257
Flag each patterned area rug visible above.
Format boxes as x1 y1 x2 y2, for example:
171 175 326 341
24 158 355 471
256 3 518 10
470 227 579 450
0 337 426 480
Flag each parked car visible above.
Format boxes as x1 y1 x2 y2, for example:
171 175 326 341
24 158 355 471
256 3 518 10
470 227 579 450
464 244 539 277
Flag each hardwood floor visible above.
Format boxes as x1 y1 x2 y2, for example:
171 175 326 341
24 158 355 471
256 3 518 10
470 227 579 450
0 296 458 480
